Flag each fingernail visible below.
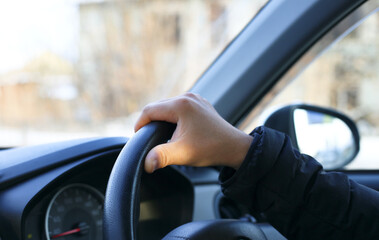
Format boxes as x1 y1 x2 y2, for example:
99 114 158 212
151 159 159 172
146 152 159 173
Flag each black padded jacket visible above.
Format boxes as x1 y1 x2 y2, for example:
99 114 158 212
219 126 379 240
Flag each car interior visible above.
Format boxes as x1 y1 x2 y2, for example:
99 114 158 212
0 0 378 239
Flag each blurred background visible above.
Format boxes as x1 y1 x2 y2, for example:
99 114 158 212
0 0 267 145
0 0 378 169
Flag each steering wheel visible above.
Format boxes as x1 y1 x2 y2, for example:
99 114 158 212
103 121 267 240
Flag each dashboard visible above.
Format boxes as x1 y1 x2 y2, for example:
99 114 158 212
0 137 286 240
0 138 194 240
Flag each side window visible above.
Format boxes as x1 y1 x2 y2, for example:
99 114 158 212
246 11 379 170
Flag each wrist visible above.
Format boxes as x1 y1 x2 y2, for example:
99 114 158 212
229 131 253 170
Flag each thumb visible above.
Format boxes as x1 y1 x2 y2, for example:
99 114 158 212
144 142 183 173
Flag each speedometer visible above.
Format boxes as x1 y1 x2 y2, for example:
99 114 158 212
45 184 104 240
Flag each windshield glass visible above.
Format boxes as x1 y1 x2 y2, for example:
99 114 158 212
0 0 268 147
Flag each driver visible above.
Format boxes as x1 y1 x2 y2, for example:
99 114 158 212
134 93 379 240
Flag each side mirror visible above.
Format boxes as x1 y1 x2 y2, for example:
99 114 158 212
264 104 360 170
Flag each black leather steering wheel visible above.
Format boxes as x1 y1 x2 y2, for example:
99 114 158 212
103 121 267 240
104 122 176 240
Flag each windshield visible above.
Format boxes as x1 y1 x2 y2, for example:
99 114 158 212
0 0 268 147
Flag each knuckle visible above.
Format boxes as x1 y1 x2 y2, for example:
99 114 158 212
142 103 153 114
184 92 196 99
184 93 205 106
193 93 202 99
176 96 194 110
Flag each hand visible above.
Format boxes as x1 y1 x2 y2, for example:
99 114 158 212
135 93 253 173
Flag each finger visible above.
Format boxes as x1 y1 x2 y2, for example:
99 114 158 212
134 101 179 132
144 141 188 173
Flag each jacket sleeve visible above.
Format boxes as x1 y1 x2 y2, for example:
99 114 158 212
219 126 379 240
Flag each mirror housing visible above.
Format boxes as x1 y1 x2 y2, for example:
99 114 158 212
264 104 360 170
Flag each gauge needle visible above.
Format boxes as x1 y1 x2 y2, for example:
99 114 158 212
50 228 81 239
